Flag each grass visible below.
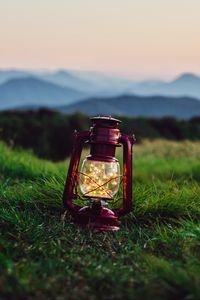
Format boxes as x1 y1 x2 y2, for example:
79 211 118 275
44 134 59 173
1 140 200 299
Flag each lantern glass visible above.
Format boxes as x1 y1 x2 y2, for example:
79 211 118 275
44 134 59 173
79 158 120 199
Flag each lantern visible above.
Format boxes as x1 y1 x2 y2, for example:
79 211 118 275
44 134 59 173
63 116 135 231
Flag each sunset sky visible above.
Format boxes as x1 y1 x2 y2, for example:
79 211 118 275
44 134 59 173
0 0 200 79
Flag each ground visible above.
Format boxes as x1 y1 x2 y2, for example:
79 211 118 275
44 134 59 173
1 140 200 300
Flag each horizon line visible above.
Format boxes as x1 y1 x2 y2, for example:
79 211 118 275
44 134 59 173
0 67 199 81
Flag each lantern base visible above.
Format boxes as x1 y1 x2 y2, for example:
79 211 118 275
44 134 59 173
72 205 120 232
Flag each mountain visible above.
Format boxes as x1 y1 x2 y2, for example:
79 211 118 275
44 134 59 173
130 73 200 99
0 69 133 98
39 70 93 94
39 70 134 97
57 94 200 119
1 69 200 100
1 69 200 116
0 77 84 110
0 70 32 84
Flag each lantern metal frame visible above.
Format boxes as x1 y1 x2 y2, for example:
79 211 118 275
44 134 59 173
63 116 135 231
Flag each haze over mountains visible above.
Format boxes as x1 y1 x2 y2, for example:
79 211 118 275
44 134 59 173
0 69 200 119
0 77 86 110
128 73 200 99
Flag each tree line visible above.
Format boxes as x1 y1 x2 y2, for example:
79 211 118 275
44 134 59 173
0 109 200 161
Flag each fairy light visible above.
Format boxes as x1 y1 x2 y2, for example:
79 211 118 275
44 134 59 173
79 159 120 199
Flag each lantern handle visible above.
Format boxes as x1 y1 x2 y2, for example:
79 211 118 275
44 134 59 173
114 133 135 216
63 130 90 213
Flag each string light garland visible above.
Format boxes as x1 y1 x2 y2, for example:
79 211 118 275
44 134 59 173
79 160 120 198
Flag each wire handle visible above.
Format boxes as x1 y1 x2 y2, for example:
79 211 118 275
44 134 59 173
63 130 90 213
113 134 135 216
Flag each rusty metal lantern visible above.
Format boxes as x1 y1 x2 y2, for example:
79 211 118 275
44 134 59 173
63 116 135 231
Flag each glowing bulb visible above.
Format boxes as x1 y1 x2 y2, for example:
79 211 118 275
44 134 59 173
111 181 118 186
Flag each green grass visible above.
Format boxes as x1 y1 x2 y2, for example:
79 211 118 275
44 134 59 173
1 140 200 300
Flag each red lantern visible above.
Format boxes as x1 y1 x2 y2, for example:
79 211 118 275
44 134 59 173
63 116 135 231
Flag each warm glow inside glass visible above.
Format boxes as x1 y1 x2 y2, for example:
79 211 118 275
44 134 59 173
79 158 120 199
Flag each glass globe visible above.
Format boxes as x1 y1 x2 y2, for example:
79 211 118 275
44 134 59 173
79 158 120 199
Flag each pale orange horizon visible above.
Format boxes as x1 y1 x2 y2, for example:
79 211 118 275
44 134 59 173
0 0 200 79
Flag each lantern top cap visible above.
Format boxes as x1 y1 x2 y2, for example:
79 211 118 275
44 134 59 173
90 116 121 124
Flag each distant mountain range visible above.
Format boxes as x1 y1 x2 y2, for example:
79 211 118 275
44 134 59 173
1 69 200 98
0 76 84 110
0 69 200 118
57 94 200 120
129 73 200 99
0 69 134 97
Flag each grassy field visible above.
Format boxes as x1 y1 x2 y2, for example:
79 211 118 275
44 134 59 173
1 140 200 300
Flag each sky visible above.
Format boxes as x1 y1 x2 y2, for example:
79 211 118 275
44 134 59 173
0 0 200 79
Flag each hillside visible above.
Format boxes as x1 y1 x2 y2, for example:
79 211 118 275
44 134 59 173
58 94 200 119
0 69 138 98
1 70 200 105
1 140 200 299
129 73 200 99
0 77 84 110
40 70 97 94
0 69 32 84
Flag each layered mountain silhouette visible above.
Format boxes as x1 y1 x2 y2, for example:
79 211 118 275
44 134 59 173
1 69 200 99
41 71 200 99
58 95 200 119
0 69 200 119
0 70 31 84
130 73 200 99
0 76 84 110
0 69 132 97
40 70 94 93
31 70 134 97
